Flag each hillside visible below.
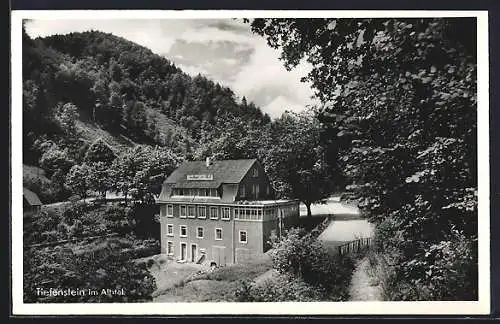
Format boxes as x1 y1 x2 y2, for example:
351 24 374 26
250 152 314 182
22 27 271 202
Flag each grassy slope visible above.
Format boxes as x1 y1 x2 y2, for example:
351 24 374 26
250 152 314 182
76 120 136 153
151 255 273 302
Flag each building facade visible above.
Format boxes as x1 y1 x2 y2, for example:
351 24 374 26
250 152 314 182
157 158 300 266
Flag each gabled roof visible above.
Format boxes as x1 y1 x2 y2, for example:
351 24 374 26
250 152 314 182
165 159 257 187
23 187 42 206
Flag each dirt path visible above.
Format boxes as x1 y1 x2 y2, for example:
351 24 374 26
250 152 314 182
348 257 383 301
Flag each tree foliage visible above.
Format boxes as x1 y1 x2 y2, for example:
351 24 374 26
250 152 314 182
84 138 116 165
23 29 271 154
22 28 272 205
237 227 354 302
110 145 182 203
24 245 156 303
195 109 339 214
260 111 341 216
248 18 478 300
65 164 91 200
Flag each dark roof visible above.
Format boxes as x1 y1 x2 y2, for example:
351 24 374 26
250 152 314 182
23 187 42 206
165 159 257 187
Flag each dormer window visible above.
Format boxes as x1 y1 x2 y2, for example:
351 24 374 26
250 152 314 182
172 187 219 197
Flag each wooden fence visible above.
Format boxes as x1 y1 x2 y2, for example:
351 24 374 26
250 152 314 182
337 237 373 256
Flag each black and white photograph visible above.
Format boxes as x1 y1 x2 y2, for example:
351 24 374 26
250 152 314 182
11 10 490 315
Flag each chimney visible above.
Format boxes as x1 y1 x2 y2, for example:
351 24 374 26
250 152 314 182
206 157 211 167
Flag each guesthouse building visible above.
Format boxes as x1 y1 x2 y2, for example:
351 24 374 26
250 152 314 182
157 158 299 266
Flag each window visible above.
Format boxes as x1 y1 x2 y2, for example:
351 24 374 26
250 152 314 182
198 206 206 219
167 224 173 236
197 227 204 239
253 184 259 198
266 185 270 196
222 207 230 220
239 230 247 243
180 205 187 218
215 228 223 240
180 225 187 237
167 241 174 255
210 207 218 220
240 185 246 197
188 205 196 218
167 205 173 217
209 188 218 197
252 168 259 177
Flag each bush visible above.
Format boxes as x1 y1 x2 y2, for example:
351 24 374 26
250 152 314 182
268 227 355 301
103 205 133 234
25 209 63 244
24 244 157 303
120 239 161 260
237 275 328 302
373 223 478 301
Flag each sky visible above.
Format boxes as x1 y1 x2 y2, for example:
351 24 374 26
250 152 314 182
24 19 317 119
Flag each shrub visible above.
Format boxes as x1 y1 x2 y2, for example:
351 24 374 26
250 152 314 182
24 244 157 303
26 209 62 244
268 227 355 300
104 205 133 234
374 224 478 301
236 275 327 302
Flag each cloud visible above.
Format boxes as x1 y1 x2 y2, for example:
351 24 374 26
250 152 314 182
180 25 255 46
262 95 306 119
229 36 316 115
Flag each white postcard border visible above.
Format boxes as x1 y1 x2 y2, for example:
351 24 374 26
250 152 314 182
11 9 490 315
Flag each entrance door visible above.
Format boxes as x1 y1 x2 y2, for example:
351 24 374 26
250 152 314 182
190 244 197 262
180 243 187 261
212 246 227 266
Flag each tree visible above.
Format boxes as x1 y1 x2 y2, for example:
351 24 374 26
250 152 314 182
39 145 75 178
65 164 91 200
88 161 111 199
132 146 182 203
111 145 181 204
260 111 338 217
108 88 123 129
193 111 268 161
247 18 477 300
84 138 116 166
53 102 80 137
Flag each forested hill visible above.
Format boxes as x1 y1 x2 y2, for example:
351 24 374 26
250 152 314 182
22 27 274 203
23 28 270 164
